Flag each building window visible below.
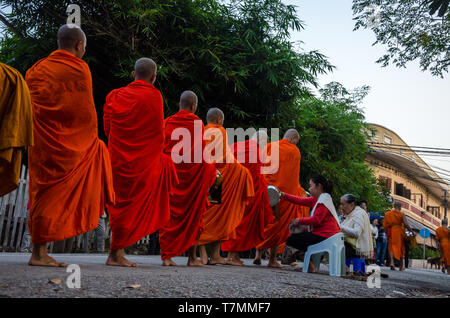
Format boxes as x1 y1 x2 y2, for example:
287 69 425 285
427 206 440 218
384 135 392 144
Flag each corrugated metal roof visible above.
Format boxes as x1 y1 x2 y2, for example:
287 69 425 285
405 216 436 236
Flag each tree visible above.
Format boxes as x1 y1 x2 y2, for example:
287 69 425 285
352 0 450 77
0 0 390 211
0 0 334 140
295 82 391 211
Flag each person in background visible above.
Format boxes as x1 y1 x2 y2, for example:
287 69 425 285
340 194 373 261
358 200 368 213
369 218 379 264
404 227 416 269
375 220 388 266
20 202 32 252
82 212 107 253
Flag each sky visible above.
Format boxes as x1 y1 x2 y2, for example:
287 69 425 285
283 0 450 185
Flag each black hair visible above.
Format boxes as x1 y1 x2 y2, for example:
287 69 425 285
310 175 333 194
357 200 367 207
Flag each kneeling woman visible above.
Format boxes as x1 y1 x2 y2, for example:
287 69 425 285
280 175 341 273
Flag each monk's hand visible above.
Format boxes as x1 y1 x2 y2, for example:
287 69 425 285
280 192 285 199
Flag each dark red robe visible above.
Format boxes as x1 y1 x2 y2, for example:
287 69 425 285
104 80 178 250
159 110 216 259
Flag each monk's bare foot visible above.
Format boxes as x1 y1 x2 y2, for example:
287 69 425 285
187 258 204 267
268 261 283 269
226 259 244 266
162 259 177 266
253 259 262 265
28 255 67 267
208 256 227 265
106 255 137 267
289 262 297 267
199 246 208 265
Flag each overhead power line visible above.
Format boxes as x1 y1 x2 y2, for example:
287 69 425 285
368 142 450 152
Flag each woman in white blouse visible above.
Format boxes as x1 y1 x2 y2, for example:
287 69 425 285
339 194 373 260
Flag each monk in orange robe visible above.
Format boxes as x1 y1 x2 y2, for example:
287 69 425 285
0 62 33 196
436 219 449 275
383 201 412 271
221 130 274 265
159 91 216 266
104 58 178 267
198 108 254 265
253 129 308 268
26 25 115 267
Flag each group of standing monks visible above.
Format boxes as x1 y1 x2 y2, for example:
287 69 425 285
2 24 448 274
0 24 310 268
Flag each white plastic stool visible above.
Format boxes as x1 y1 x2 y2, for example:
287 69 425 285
302 232 346 276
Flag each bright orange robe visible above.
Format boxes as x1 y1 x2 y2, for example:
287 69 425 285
159 110 216 259
221 140 274 252
0 63 33 196
256 139 308 251
104 80 178 250
197 124 254 245
436 226 449 267
26 50 115 244
383 210 406 260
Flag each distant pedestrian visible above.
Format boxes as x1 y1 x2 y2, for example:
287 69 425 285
358 200 368 213
369 218 378 264
375 221 388 266
82 212 107 253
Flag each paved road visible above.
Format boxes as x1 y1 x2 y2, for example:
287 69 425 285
0 253 448 298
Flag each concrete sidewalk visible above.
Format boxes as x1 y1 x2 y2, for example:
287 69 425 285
0 253 448 298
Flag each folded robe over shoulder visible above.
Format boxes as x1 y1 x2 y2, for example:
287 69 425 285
256 139 308 250
159 110 217 259
104 80 178 250
197 124 254 246
26 50 115 244
383 210 405 260
0 63 33 196
221 140 274 252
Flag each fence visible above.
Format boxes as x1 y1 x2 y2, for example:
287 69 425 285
0 165 157 253
0 165 29 252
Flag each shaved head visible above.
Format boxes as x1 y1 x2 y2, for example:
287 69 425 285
134 58 157 83
57 24 86 58
283 129 299 145
442 218 448 226
179 91 198 112
251 130 268 148
206 108 224 125
393 201 402 210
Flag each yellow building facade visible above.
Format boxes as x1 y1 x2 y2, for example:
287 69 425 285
365 123 449 248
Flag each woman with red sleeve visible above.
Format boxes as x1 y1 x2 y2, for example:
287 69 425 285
280 175 341 273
